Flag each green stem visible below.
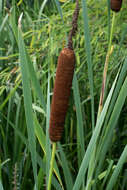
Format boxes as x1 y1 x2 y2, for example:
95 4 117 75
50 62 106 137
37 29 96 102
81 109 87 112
47 142 56 190
108 12 115 52
97 12 115 118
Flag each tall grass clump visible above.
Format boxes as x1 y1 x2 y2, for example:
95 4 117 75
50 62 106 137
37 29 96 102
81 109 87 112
0 0 127 189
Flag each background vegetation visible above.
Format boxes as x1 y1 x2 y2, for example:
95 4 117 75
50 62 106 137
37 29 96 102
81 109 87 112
0 0 127 189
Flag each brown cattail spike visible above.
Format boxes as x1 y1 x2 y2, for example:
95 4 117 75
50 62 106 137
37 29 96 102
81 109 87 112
68 0 79 49
111 0 122 12
49 0 79 142
49 48 75 142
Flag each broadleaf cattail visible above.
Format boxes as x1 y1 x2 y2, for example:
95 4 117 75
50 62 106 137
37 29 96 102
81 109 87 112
49 0 79 142
111 0 122 12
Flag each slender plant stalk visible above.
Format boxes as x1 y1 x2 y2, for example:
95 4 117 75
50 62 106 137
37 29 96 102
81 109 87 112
97 12 115 117
47 143 56 190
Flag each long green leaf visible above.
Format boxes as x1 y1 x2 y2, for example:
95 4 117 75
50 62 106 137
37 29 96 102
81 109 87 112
73 73 85 158
26 51 46 113
73 74 117 190
54 0 63 21
82 0 94 129
106 145 127 190
18 22 37 189
34 115 64 189
58 143 73 190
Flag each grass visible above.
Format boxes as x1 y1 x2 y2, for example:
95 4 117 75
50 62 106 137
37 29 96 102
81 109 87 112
0 0 127 189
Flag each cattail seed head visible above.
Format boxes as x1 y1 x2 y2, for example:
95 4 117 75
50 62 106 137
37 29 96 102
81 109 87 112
111 0 122 12
49 48 75 142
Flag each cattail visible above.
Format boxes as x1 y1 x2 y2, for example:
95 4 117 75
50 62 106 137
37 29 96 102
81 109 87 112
111 0 122 12
49 48 75 142
49 0 79 142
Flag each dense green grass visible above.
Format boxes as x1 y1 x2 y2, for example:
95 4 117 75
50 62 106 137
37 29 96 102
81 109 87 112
0 0 127 189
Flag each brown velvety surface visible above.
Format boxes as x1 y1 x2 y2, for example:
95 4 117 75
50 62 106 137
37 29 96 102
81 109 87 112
111 0 122 12
49 48 75 142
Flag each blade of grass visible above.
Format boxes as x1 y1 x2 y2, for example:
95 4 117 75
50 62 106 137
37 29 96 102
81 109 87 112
0 181 4 190
121 169 127 190
0 80 21 111
73 73 85 159
94 62 127 182
54 0 63 21
81 0 94 129
72 72 118 190
0 158 4 190
58 143 73 190
38 0 49 20
46 71 52 188
26 50 46 113
107 0 111 43
9 4 18 43
18 17 37 189
13 95 21 162
0 0 2 25
101 160 114 189
106 145 127 190
34 114 64 189
54 0 68 45
94 81 127 190
0 13 9 33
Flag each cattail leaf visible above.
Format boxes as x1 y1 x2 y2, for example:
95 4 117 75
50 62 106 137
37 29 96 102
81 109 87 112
0 113 28 146
34 108 64 189
101 160 114 188
73 74 118 190
0 0 2 25
94 59 127 182
54 0 70 47
18 24 37 189
0 81 21 111
46 72 52 186
0 13 9 33
107 0 111 43
81 0 95 129
54 0 64 21
73 73 85 159
106 145 127 190
0 159 4 190
96 74 127 177
9 4 18 43
38 0 49 20
58 143 73 190
34 115 46 154
51 177 63 190
0 181 4 190
25 50 46 113
0 112 28 146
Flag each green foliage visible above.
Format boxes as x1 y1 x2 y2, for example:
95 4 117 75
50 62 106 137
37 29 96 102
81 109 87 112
0 0 127 189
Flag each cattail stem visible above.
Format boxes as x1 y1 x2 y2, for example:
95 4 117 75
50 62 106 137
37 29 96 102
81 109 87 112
47 143 56 190
97 12 115 117
108 12 115 52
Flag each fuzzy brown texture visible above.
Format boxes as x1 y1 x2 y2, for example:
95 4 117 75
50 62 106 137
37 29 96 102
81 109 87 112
111 0 122 12
49 48 75 142
68 0 79 49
